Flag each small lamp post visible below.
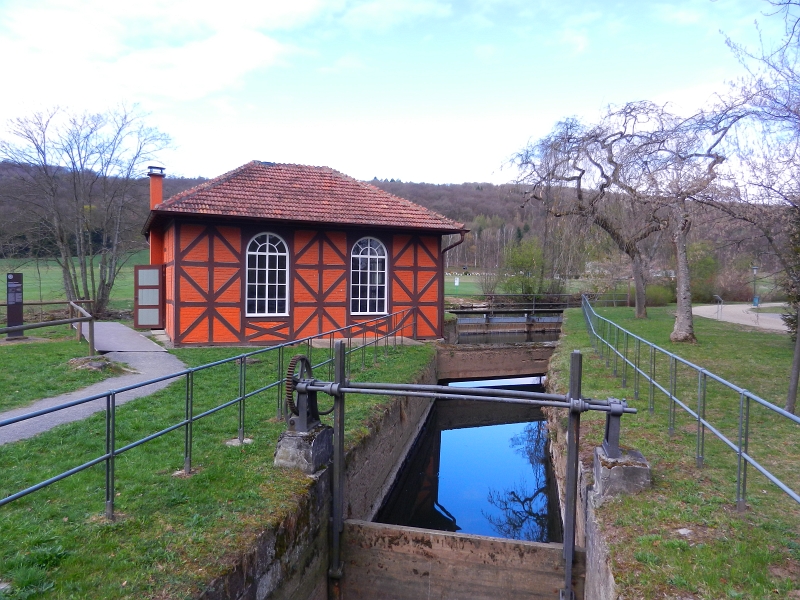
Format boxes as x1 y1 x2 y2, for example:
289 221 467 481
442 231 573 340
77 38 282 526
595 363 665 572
752 264 759 307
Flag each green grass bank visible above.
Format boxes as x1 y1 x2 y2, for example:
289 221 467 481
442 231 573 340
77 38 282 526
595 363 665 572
0 342 435 599
550 306 800 599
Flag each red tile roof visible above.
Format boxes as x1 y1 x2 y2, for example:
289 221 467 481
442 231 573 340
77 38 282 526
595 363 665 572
147 161 464 233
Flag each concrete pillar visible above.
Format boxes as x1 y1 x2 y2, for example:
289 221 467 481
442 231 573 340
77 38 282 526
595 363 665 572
273 424 333 475
592 446 651 505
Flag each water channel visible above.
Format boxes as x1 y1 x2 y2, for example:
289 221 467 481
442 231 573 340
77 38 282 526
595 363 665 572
375 376 562 543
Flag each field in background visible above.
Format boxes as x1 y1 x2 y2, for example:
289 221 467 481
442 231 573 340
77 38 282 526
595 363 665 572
0 250 149 313
444 273 621 297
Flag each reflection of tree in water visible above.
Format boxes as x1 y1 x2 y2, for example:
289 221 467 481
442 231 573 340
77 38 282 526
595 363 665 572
484 421 555 542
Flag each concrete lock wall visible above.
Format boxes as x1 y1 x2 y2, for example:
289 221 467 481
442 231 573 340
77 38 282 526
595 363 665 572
199 355 438 600
199 343 616 600
339 520 585 599
436 342 555 381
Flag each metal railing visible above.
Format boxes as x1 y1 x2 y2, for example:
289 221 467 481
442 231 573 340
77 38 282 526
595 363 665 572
582 295 800 510
291 343 635 600
1 301 95 355
0 309 416 520
446 292 627 313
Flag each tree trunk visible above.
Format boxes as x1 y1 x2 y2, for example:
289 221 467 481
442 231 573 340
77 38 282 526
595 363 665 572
670 206 696 343
631 254 648 318
787 306 800 414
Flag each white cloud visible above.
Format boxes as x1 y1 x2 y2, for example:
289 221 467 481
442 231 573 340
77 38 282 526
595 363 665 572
559 28 590 54
319 53 367 73
653 5 703 26
473 44 498 61
113 30 286 100
341 0 452 29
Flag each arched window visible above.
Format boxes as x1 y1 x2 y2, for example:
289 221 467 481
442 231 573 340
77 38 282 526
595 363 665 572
351 237 387 314
246 233 288 316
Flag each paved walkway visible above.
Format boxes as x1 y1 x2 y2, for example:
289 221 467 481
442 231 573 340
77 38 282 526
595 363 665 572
0 324 185 445
692 302 789 333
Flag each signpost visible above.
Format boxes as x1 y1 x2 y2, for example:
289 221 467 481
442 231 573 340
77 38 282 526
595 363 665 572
6 273 23 338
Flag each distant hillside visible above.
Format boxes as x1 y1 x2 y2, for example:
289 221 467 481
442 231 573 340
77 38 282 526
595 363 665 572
367 179 534 225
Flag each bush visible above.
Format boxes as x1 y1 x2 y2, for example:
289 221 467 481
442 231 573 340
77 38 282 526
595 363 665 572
646 285 674 306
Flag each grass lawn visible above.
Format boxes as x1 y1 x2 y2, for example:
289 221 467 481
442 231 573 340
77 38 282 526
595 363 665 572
551 306 800 599
444 273 482 295
0 342 434 599
0 329 124 413
753 305 789 314
0 251 149 314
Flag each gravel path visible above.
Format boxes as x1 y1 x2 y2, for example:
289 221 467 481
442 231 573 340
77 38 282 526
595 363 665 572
692 302 788 333
0 326 186 445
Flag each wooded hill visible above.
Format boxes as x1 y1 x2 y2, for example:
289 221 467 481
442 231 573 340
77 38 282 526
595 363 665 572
0 164 779 304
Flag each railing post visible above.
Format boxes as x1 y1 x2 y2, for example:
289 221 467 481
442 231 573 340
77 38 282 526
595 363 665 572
184 370 194 474
649 345 655 414
105 392 116 521
75 307 81 342
329 340 347 580
668 356 677 436
696 371 706 468
621 331 628 388
613 326 619 376
634 338 640 400
373 320 378 365
736 391 749 512
238 356 246 443
277 346 285 419
88 317 95 357
561 350 582 599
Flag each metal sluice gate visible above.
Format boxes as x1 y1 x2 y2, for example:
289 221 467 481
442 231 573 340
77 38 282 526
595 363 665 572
285 341 636 600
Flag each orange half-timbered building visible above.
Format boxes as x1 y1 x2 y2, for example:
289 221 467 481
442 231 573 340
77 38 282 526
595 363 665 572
137 161 466 346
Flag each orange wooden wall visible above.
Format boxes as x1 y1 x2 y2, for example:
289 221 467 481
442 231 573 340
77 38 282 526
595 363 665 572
163 225 176 341
390 234 441 338
161 223 444 345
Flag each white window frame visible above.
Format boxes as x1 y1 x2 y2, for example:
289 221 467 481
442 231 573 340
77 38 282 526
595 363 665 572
246 233 289 317
350 237 388 315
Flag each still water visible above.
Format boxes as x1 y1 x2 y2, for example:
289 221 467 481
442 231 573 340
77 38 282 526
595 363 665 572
375 388 562 543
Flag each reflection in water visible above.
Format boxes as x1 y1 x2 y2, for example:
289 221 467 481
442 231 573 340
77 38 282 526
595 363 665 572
375 398 561 543
484 422 557 542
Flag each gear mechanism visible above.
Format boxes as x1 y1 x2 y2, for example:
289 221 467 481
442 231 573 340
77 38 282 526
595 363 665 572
285 354 313 416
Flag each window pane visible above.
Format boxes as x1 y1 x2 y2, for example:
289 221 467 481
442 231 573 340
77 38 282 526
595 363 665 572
248 233 288 315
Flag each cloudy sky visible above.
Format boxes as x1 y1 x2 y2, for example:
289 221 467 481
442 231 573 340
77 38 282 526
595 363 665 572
0 0 786 183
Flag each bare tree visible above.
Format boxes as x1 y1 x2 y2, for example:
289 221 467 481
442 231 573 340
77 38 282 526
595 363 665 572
615 105 742 342
709 0 800 410
0 106 169 315
514 113 667 318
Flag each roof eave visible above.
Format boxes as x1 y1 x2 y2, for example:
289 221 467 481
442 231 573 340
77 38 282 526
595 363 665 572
145 208 464 235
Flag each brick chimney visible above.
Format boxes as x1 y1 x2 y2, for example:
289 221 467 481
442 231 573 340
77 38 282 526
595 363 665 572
147 165 165 209
147 166 166 264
